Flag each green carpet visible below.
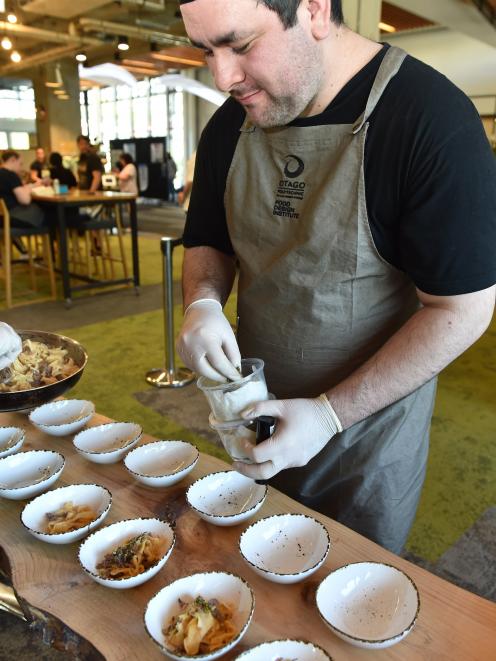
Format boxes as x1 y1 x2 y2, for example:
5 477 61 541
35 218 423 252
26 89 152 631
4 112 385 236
1 234 169 309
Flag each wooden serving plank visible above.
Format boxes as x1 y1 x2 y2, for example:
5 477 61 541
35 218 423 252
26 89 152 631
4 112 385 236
0 410 495 660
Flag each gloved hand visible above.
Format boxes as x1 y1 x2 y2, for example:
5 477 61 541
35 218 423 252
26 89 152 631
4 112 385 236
232 395 342 481
0 322 22 371
176 298 241 382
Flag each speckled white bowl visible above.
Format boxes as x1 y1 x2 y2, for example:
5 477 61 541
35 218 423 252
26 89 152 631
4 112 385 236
78 517 175 589
239 513 330 584
145 571 255 660
21 483 112 544
236 639 332 660
0 426 25 458
316 562 420 649
124 440 199 487
73 422 142 464
186 471 267 527
29 399 95 436
0 450 65 500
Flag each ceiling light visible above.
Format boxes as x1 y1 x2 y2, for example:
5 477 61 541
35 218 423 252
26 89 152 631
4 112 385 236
1 36 12 50
10 50 21 63
378 21 396 33
117 35 129 51
7 13 17 24
75 52 87 63
44 63 63 88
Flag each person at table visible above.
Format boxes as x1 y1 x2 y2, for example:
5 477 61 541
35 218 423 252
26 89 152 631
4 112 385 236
49 152 77 189
176 0 496 554
0 149 46 228
76 135 104 192
29 147 48 184
117 153 138 195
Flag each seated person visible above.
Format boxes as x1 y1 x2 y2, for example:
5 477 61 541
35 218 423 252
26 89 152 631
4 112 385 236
0 150 45 228
49 152 77 189
30 147 48 184
117 152 138 195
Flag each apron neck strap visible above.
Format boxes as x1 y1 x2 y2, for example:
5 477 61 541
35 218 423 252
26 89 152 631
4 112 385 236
352 46 407 135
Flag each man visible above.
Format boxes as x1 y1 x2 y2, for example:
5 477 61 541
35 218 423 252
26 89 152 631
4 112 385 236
176 0 496 553
0 150 45 228
76 135 104 192
29 147 48 184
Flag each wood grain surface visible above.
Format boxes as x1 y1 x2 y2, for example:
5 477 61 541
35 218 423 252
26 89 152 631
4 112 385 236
0 410 495 661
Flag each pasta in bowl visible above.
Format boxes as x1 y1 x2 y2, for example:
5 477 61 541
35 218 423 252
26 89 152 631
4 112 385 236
21 483 112 544
0 330 87 413
78 517 175 589
145 571 255 660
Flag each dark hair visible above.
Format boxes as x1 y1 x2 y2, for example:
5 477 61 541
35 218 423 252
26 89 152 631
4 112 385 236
119 152 134 165
49 152 63 167
1 149 20 163
180 0 343 26
76 135 91 144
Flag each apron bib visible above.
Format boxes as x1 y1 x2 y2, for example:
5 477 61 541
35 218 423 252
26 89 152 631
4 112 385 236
225 47 436 553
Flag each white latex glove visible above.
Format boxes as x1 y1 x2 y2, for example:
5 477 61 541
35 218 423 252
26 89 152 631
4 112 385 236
176 298 241 382
0 322 22 370
232 395 342 481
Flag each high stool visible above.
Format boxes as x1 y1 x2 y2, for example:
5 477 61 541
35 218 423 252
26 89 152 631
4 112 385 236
0 199 56 308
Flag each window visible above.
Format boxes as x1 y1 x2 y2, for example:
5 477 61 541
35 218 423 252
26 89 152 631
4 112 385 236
10 132 30 150
0 132 8 150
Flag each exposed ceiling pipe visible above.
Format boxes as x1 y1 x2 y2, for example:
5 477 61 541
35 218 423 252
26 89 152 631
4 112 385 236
0 20 101 46
78 17 190 47
0 44 77 75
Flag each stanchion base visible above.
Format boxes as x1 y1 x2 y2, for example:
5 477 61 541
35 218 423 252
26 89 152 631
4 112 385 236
145 368 195 388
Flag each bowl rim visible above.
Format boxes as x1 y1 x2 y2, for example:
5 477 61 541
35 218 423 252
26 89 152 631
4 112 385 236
0 426 25 451
124 439 199 479
186 470 268 520
73 422 142 455
0 330 88 396
238 512 331 577
20 482 112 537
0 449 65 492
315 561 420 645
29 399 95 428
235 638 332 659
78 516 176 582
143 569 255 659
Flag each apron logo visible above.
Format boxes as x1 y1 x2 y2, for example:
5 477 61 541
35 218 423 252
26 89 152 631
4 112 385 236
284 154 305 179
272 154 306 219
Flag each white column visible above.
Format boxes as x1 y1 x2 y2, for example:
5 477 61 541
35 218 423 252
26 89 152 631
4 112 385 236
342 0 382 41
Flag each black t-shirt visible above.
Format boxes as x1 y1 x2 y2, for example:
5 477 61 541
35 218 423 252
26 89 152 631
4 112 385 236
30 160 47 177
50 166 77 188
184 45 496 296
77 152 104 190
0 168 22 210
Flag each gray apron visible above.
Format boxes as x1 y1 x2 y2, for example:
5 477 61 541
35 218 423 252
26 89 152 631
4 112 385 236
224 46 437 554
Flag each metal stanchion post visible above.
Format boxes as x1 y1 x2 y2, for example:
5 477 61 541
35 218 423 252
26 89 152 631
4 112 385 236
146 236 195 388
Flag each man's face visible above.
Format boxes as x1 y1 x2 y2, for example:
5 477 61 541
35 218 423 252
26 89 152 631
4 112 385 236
181 0 324 128
36 148 45 162
8 157 22 174
77 139 89 154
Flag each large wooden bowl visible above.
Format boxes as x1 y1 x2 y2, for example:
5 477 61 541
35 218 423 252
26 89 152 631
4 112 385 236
0 330 87 412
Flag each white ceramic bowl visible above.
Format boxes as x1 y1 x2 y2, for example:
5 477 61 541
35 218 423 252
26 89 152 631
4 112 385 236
0 426 25 458
239 513 330 584
21 483 112 544
186 471 267 527
0 450 65 500
236 639 332 660
29 399 95 436
124 440 199 488
78 517 175 589
73 422 142 464
145 571 255 660
316 562 420 649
